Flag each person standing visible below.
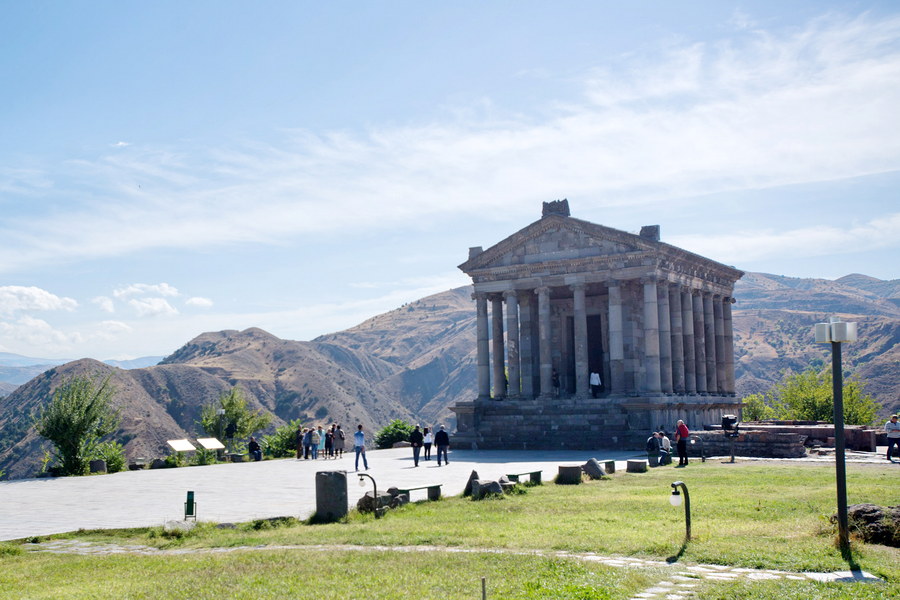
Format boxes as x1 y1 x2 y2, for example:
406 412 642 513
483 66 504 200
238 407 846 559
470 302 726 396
302 427 313 460
675 420 690 467
309 427 321 460
552 369 560 397
354 424 369 471
324 425 335 458
434 425 450 466
334 424 345 458
590 371 602 398
422 427 433 461
295 424 304 460
316 425 326 458
409 424 424 466
886 415 900 462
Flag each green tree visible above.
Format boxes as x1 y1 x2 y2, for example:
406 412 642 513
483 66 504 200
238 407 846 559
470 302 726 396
199 387 271 451
741 393 772 421
374 419 414 449
753 368 879 426
35 374 120 476
263 419 304 458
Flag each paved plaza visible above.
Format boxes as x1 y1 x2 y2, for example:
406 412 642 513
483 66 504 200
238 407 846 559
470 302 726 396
0 447 641 541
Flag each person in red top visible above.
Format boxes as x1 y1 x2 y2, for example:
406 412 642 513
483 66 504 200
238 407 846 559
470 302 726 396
675 420 690 467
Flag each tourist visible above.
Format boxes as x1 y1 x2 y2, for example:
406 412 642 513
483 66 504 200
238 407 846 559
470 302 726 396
886 414 900 462
675 420 690 466
409 424 424 467
316 425 326 458
590 371 602 398
659 431 672 465
434 424 450 466
646 431 661 465
248 436 262 461
552 368 560 397
310 426 321 459
325 425 335 458
423 427 433 461
334 424 345 458
302 427 313 460
354 424 369 471
296 425 304 460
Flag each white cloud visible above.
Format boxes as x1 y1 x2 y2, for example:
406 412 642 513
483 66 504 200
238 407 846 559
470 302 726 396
671 213 900 264
94 320 132 340
185 296 213 308
128 297 179 317
113 283 179 298
92 296 115 313
0 286 77 316
0 315 81 349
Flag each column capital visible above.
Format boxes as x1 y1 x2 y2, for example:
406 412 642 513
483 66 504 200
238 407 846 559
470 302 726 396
535 286 551 296
503 289 518 300
472 291 489 301
569 282 586 292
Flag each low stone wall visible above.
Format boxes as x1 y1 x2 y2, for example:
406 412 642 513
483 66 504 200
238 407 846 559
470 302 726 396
692 430 807 458
733 422 876 452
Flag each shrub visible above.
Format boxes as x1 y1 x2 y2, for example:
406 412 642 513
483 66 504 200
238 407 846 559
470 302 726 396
92 440 126 473
374 419 414 449
263 419 304 458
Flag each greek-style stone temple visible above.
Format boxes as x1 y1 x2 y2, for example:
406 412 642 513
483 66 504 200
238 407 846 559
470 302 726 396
451 200 744 450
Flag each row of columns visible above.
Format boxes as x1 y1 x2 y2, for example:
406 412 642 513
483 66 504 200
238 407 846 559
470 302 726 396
474 281 736 400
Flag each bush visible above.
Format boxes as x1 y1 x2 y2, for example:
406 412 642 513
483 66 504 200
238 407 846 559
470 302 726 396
374 419 414 449
263 419 304 458
92 441 126 473
192 448 218 466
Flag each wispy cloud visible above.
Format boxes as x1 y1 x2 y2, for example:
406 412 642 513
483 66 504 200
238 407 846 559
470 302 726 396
113 283 179 298
128 298 179 318
185 296 213 308
1 12 898 274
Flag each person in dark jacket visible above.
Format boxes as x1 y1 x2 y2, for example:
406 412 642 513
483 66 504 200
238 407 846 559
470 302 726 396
434 425 450 466
409 424 424 466
248 436 262 461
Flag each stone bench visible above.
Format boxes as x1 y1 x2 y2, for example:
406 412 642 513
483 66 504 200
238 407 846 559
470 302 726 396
556 465 583 484
397 484 442 501
506 470 542 484
626 459 648 473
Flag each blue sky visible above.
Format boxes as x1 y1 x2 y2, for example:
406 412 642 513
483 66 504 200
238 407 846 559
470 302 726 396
1 1 898 360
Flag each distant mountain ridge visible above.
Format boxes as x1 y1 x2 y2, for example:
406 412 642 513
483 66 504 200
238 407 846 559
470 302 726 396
0 274 896 480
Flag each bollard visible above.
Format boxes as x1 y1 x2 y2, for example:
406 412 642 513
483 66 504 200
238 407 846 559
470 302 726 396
315 471 348 522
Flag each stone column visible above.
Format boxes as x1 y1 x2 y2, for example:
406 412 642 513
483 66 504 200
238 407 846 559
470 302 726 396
642 278 662 395
519 293 535 397
681 288 696 395
669 285 685 394
491 295 506 398
571 283 589 397
714 294 726 395
657 281 673 394
504 290 521 398
608 282 625 395
723 297 736 395
692 290 707 395
703 292 717 394
536 286 553 396
474 292 491 399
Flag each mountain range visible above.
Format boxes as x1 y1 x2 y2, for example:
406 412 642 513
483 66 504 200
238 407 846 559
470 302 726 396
0 273 896 480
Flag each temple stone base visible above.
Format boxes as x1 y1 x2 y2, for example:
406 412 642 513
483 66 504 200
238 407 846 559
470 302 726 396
452 395 742 451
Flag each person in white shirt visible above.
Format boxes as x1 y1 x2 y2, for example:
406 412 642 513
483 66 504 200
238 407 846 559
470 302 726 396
885 414 900 462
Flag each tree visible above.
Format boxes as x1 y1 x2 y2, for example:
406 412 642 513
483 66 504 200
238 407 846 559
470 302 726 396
263 419 304 458
199 386 271 451
741 393 772 422
748 368 879 426
374 419 414 449
35 374 120 476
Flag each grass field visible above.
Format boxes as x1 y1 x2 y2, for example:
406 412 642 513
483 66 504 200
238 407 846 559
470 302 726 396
1 460 897 599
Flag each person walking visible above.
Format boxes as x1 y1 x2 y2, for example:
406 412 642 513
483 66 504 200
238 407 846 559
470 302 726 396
334 424 345 458
675 420 690 467
409 424 424 466
423 427 433 461
354 424 369 471
434 425 450 466
886 414 900 462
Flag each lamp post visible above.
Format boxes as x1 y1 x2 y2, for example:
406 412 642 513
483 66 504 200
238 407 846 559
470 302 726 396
669 481 691 541
358 473 380 518
216 408 226 461
814 316 857 553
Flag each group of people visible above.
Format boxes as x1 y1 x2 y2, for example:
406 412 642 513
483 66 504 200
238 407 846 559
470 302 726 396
296 423 347 460
408 424 451 466
647 419 691 467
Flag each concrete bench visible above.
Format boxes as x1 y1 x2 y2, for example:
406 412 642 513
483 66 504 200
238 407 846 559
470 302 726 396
397 484 442 501
506 470 542 484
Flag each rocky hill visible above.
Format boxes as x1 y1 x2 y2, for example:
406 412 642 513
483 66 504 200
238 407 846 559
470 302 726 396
0 275 896 480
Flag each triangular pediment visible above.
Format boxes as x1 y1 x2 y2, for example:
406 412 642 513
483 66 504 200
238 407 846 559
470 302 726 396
460 215 653 273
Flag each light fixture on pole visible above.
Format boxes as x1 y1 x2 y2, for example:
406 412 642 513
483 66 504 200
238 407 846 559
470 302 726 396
814 316 857 553
669 481 691 541
358 473 381 518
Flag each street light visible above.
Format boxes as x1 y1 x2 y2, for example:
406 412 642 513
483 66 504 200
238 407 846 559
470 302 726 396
815 317 857 553
669 481 691 541
358 473 381 518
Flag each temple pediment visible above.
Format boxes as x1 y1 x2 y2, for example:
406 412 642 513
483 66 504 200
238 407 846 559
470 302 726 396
459 215 652 273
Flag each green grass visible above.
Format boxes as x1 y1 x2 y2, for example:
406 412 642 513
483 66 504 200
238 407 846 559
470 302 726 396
3 461 898 599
